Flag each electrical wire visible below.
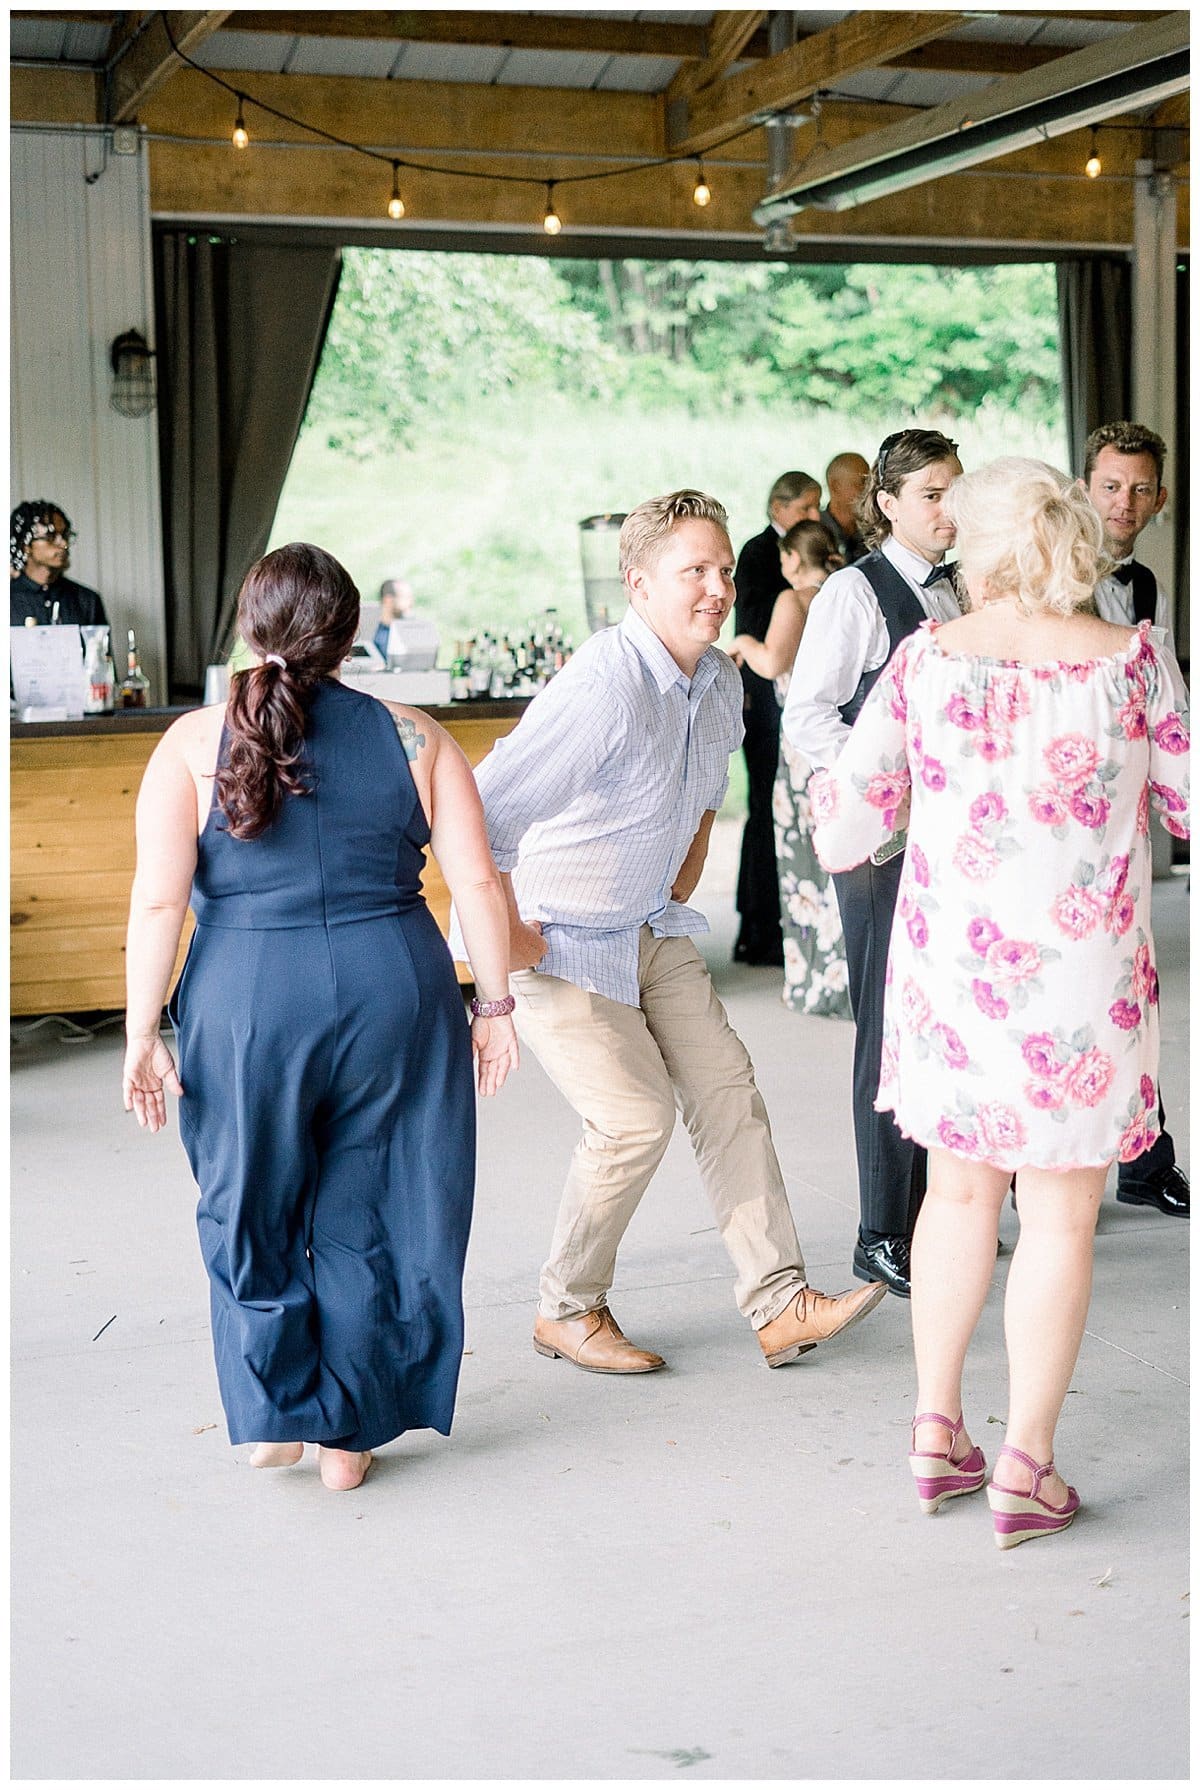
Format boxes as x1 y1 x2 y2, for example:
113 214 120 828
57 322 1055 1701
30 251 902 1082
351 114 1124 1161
158 13 830 197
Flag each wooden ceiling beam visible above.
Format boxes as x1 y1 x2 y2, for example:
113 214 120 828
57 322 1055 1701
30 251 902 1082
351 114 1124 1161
221 10 707 60
1151 92 1189 128
667 11 768 102
105 10 232 122
668 11 964 157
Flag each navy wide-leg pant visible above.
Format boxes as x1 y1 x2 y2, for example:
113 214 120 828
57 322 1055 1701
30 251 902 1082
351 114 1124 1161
170 908 475 1453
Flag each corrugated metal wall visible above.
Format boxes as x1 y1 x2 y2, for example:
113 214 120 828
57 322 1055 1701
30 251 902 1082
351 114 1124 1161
10 126 167 701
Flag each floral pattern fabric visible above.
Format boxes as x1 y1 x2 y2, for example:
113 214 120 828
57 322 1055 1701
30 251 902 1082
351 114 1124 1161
773 673 852 1018
810 621 1190 1171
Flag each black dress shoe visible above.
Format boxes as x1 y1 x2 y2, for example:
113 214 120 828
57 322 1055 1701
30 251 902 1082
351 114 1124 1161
733 934 785 967
1116 1162 1190 1216
852 1233 911 1298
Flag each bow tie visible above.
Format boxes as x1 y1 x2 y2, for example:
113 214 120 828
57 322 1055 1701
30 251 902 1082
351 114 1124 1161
1112 562 1137 585
922 561 956 589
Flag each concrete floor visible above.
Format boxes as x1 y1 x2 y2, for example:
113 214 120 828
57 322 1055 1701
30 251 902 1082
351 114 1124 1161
10 824 1190 1781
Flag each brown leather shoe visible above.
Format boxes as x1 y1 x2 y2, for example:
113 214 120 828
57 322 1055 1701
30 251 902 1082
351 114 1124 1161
757 1281 887 1367
533 1308 666 1374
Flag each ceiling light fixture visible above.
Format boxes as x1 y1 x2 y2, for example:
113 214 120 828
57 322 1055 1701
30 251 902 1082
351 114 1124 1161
231 95 249 150
543 182 562 236
754 15 1186 219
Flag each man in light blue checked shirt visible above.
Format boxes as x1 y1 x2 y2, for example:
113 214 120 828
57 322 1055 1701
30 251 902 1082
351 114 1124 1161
471 490 885 1373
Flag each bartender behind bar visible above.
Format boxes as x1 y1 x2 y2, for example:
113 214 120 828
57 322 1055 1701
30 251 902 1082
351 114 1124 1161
10 499 108 626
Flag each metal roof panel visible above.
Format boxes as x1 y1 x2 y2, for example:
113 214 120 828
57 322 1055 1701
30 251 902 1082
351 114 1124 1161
10 18 69 61
831 66 998 109
596 53 685 91
1027 18 1136 49
60 22 112 64
193 31 293 75
491 46 617 88
281 35 401 79
389 41 509 83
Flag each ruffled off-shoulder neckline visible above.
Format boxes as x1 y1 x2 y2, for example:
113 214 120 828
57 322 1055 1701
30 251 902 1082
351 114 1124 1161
922 616 1152 672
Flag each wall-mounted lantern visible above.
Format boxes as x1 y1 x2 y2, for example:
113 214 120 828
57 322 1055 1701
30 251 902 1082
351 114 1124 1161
110 329 156 417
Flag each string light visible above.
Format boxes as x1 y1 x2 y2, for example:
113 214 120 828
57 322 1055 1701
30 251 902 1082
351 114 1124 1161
231 95 249 150
1085 128 1102 179
543 182 562 236
159 17 843 237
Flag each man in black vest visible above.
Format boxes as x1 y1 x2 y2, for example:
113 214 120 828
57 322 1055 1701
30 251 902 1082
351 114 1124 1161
1083 420 1188 1218
783 430 963 1296
732 470 822 965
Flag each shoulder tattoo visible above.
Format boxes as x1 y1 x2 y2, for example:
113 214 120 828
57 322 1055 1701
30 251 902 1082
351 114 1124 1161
394 713 426 763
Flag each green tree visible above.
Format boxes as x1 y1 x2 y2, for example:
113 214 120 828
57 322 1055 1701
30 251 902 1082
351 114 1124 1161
305 249 616 454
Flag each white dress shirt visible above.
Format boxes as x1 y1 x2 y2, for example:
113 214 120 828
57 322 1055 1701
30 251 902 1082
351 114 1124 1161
781 535 961 770
1094 556 1175 655
457 607 744 1007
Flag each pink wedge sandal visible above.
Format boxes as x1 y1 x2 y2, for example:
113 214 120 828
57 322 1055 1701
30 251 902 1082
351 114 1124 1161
908 1410 987 1513
987 1444 1080 1549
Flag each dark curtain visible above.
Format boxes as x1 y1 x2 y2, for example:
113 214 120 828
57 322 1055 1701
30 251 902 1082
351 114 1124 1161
153 235 342 697
1056 258 1132 475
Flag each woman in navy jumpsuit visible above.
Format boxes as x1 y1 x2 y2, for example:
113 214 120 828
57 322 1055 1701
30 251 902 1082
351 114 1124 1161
123 544 517 1490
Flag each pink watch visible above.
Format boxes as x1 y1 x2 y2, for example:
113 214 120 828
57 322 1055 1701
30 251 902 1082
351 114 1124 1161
470 994 516 1018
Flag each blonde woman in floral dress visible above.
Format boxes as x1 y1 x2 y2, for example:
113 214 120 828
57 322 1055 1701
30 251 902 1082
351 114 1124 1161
729 520 852 1018
811 459 1189 1547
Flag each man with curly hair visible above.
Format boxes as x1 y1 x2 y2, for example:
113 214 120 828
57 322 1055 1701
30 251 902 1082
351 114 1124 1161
10 499 107 628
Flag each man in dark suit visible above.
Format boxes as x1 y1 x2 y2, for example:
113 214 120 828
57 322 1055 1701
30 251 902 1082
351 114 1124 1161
1082 420 1188 1218
732 470 822 965
820 452 870 564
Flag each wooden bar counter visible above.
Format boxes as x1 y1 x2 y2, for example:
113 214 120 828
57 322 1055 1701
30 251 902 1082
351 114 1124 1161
10 701 525 1017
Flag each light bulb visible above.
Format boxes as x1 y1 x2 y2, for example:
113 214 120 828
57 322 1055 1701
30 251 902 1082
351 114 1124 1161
692 164 711 207
1085 151 1102 179
232 99 248 150
388 163 405 219
543 185 562 235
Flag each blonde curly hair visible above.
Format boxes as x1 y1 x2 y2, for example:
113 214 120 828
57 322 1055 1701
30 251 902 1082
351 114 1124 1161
944 457 1112 617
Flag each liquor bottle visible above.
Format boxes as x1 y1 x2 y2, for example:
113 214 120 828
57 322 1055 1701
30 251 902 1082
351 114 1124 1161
83 627 114 714
469 634 493 699
118 628 150 708
450 641 471 703
489 636 515 700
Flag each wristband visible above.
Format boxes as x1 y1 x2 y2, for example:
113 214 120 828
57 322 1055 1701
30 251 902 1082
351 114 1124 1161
470 994 516 1018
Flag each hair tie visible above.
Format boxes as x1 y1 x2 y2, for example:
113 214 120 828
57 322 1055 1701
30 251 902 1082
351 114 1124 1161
264 653 286 669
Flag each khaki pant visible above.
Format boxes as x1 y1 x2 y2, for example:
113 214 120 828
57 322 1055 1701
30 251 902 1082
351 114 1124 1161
513 929 807 1329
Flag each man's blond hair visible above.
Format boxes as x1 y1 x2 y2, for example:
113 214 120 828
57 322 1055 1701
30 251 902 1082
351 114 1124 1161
619 489 729 576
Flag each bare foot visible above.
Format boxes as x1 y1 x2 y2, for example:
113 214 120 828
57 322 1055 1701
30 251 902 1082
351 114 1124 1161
318 1447 373 1491
249 1442 304 1469
996 1450 1072 1510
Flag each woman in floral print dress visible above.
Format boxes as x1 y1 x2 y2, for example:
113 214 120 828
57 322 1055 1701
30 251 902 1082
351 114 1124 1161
729 520 853 1017
812 459 1189 1545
